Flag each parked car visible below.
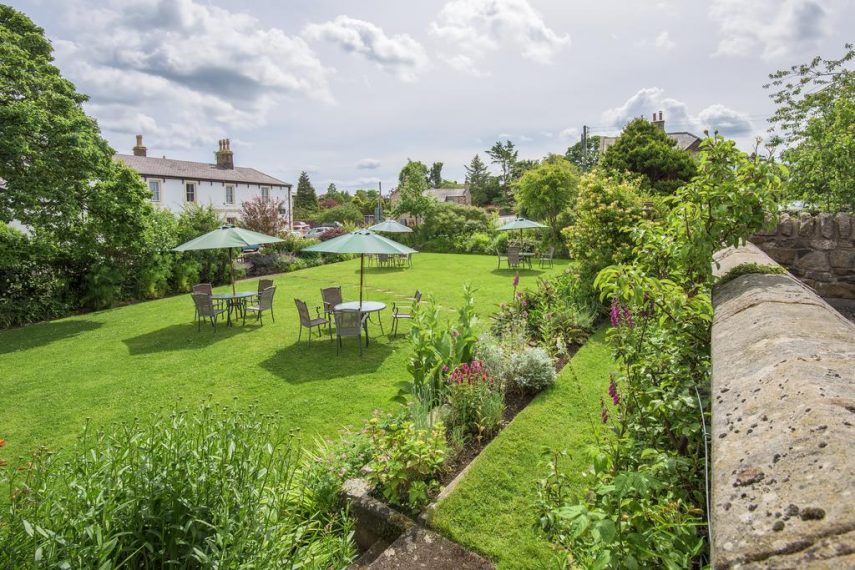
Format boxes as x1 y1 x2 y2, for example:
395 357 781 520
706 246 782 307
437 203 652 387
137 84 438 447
305 226 336 239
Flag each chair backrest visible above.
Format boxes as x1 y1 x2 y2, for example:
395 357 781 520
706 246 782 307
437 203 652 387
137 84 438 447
258 279 274 294
414 290 422 304
378 254 390 262
321 286 343 310
546 246 555 258
334 310 363 337
192 293 215 317
193 283 213 295
294 299 311 326
258 286 276 310
507 246 521 264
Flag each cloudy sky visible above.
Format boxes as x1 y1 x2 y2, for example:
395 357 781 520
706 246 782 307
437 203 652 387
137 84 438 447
12 0 854 192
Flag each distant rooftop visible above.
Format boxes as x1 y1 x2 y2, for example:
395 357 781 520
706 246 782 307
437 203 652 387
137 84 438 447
115 135 290 187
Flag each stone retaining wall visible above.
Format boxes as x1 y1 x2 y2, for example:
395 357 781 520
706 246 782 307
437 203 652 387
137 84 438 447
750 212 854 299
711 244 855 568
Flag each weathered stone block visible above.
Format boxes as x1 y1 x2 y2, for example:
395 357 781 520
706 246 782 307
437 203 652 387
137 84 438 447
829 249 855 269
778 216 795 237
809 238 837 250
759 245 797 265
795 250 830 271
804 270 833 281
797 212 814 237
819 212 835 238
836 212 852 239
815 281 855 299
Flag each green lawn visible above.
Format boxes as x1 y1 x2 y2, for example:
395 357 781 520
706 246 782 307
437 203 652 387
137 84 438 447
0 253 568 462
429 327 613 569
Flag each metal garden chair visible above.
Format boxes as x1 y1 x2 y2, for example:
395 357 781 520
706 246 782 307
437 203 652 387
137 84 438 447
539 246 555 269
507 246 522 269
244 286 276 325
391 290 422 337
333 309 368 355
191 292 226 332
321 286 343 333
295 298 331 342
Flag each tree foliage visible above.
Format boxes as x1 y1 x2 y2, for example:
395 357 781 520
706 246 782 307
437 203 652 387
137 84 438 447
600 118 697 195
240 196 288 236
465 154 498 206
514 154 578 245
394 160 434 219
429 162 443 188
293 171 318 217
766 44 855 210
565 135 601 171
486 140 519 204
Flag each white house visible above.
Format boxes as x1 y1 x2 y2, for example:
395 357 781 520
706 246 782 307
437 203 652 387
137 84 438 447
115 136 293 228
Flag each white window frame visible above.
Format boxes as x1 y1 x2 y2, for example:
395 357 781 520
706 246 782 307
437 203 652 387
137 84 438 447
148 179 161 202
260 186 270 202
225 184 235 205
185 182 196 203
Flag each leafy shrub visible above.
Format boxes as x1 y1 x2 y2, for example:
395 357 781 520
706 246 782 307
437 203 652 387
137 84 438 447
302 430 376 515
563 173 645 284
445 360 504 440
319 226 347 241
404 285 478 407
0 404 356 568
509 347 555 392
363 414 447 511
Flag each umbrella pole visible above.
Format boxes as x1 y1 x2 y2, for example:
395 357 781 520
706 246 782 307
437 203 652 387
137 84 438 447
230 248 236 296
359 253 364 308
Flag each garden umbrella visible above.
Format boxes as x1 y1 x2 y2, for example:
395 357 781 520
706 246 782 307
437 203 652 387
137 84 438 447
172 225 283 295
496 217 548 248
368 219 413 233
302 229 417 306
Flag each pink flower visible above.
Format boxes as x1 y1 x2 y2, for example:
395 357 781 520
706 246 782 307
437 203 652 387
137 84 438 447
600 399 609 424
610 300 620 328
608 378 620 406
513 272 520 288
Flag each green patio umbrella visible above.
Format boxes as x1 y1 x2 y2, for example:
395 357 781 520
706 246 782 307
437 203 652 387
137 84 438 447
496 217 548 248
172 225 283 295
368 219 413 233
302 229 417 306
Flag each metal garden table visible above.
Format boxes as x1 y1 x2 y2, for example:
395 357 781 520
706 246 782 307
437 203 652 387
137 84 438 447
211 291 256 326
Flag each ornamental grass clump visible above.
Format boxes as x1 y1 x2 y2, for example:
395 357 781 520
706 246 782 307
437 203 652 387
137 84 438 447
0 404 356 569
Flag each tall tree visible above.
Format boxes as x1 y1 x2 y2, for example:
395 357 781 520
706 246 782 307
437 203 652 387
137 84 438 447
766 44 855 210
486 140 519 204
600 118 697 194
394 160 434 219
464 154 494 206
514 155 579 245
293 171 317 217
565 135 601 171
429 162 443 188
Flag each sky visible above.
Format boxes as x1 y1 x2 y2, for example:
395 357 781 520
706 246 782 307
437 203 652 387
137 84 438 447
11 0 854 193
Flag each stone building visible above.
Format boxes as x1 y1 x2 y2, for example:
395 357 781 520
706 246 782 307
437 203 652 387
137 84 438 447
598 111 702 154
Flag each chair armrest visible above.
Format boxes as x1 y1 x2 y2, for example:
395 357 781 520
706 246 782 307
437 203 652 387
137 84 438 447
314 306 323 319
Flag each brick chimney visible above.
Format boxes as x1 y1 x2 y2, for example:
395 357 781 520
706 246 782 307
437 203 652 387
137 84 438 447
215 138 234 169
132 134 147 157
652 111 665 131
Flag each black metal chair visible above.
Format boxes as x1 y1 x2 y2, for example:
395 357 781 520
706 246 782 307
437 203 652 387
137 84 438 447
244 286 276 325
191 293 226 332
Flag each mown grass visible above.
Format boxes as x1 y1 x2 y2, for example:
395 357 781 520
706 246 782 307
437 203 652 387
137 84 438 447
429 327 613 569
0 253 568 462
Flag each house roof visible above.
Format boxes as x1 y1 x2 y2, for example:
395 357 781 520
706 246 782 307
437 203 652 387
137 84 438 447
428 188 468 201
115 154 290 187
598 131 702 154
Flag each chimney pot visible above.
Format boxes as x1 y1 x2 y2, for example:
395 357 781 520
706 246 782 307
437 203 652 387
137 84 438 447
215 137 234 169
132 134 147 157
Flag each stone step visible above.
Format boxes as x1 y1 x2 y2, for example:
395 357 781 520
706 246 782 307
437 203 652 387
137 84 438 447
365 526 494 570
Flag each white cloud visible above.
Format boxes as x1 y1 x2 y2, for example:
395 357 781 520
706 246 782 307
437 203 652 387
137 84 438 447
356 158 382 170
55 0 331 150
709 0 829 59
431 0 569 75
602 87 753 137
497 132 513 139
559 127 579 141
303 15 429 81
519 135 533 142
654 31 675 51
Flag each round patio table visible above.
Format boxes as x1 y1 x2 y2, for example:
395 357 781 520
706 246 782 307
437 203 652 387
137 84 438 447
334 301 386 343
212 291 256 326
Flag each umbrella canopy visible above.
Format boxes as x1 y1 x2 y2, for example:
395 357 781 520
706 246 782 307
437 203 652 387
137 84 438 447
302 230 417 305
496 217 548 231
173 225 283 251
368 219 413 233
173 225 283 294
